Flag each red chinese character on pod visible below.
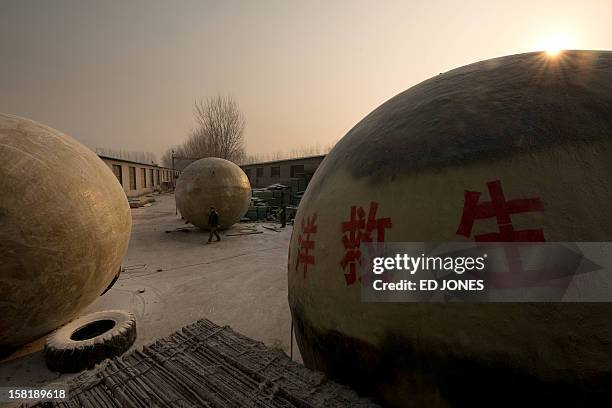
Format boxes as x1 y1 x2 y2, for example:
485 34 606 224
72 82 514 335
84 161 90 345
340 202 392 286
296 213 318 278
456 180 545 285
456 180 545 242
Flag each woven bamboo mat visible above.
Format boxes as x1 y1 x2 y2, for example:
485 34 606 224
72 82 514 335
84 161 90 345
26 319 377 407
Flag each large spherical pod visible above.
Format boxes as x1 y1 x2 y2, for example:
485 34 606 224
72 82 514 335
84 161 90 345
288 51 612 406
0 114 132 348
175 157 251 229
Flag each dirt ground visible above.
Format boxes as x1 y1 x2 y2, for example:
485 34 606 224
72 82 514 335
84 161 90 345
0 193 298 392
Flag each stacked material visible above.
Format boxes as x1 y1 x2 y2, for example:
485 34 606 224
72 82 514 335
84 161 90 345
246 188 279 220
287 179 307 198
244 204 269 221
128 194 156 208
245 180 307 221
26 319 377 407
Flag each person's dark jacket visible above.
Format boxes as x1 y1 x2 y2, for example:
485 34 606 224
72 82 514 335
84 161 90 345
208 210 219 227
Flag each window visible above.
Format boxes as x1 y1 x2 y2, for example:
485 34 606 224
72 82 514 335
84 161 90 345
290 165 305 178
112 164 122 185
256 167 264 177
129 167 136 190
271 166 280 177
244 168 252 177
141 168 147 188
156 169 160 185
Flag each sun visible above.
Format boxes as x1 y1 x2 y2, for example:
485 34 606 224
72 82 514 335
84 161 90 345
537 34 572 57
546 44 562 57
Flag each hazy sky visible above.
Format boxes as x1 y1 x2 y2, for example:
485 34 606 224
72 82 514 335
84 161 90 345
1 0 610 160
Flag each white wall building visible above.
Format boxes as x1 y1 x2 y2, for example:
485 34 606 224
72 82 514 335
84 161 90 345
99 155 178 198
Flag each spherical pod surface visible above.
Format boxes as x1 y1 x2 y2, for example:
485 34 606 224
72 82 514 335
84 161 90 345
175 157 251 229
288 51 612 406
0 114 132 348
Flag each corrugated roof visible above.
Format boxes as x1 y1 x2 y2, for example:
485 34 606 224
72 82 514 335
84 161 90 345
240 154 326 167
98 155 176 171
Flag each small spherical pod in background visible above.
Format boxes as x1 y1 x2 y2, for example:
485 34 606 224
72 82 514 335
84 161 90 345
175 157 251 229
288 51 612 406
0 114 132 348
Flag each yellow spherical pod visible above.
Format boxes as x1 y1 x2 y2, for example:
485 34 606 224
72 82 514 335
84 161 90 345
0 114 132 347
175 157 251 230
289 51 612 406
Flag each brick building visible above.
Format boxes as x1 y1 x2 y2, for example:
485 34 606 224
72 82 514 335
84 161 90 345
240 155 325 189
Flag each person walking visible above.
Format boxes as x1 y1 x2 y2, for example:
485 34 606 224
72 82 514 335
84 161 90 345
207 206 221 243
280 205 287 228
279 187 287 228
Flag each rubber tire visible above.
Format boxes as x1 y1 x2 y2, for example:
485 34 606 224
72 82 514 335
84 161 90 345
44 310 136 373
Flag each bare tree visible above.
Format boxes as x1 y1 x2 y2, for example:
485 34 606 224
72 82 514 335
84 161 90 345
161 95 246 169
192 95 246 162
162 95 339 167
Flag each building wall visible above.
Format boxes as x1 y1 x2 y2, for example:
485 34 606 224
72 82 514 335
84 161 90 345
241 155 325 188
99 156 178 198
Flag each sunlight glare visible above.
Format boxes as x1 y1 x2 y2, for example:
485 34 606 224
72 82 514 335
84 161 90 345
538 34 572 57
